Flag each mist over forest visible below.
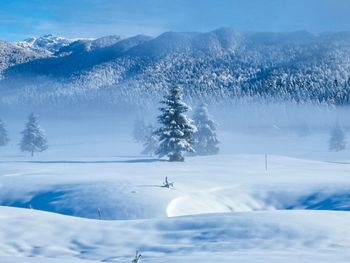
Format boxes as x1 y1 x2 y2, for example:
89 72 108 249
2 1 350 262
1 29 349 142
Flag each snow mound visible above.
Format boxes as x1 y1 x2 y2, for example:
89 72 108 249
1 182 175 220
166 187 350 217
0 206 349 262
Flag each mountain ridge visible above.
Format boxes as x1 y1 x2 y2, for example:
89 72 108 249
1 28 350 107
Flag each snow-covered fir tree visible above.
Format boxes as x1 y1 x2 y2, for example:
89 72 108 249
192 104 219 155
20 113 48 156
132 119 149 143
133 120 158 155
0 119 9 146
141 124 159 156
155 83 197 162
328 123 346 152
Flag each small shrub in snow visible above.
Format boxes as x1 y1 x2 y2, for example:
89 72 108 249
162 176 174 188
131 250 141 263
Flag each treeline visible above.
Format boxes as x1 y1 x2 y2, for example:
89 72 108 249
1 35 350 108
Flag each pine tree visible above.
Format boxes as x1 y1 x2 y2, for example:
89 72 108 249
141 124 158 156
133 120 158 156
155 83 197 162
20 113 48 156
193 104 219 155
132 119 149 143
328 123 346 152
0 119 9 146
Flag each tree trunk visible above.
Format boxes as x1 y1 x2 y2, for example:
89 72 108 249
169 152 184 162
31 150 34 157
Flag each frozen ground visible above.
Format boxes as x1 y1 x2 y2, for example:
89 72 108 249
1 118 350 262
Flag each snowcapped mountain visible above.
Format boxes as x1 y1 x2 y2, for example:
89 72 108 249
0 40 50 77
16 34 74 53
1 28 350 108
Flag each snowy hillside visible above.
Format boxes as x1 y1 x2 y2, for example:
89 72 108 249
2 1 350 263
0 40 49 77
1 124 350 262
1 29 350 107
57 35 125 54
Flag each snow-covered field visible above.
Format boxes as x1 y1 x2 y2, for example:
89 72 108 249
1 118 350 262
1 207 350 263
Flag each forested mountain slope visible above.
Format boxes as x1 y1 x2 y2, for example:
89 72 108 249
1 29 350 107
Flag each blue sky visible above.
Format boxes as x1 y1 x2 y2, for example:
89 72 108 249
0 0 349 41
